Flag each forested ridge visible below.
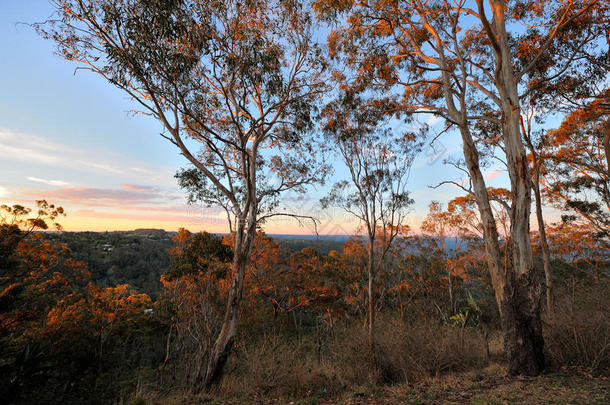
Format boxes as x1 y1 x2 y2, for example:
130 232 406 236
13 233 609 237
42 230 347 297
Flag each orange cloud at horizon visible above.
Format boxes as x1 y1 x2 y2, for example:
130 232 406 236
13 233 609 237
57 210 360 235
3 197 360 235
57 212 228 233
3 195 563 238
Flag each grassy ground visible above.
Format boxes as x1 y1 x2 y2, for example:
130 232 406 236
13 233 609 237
152 364 608 405
372 367 609 405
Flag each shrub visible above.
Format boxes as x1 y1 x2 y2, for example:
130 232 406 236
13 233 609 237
217 316 487 398
329 319 487 385
544 281 610 373
219 333 342 398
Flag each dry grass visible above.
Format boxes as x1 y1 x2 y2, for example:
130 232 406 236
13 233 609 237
196 319 489 400
329 320 488 386
140 365 609 404
218 333 343 398
379 365 609 405
544 282 610 374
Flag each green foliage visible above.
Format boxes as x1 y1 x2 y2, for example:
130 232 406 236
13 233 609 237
165 231 232 280
450 293 483 329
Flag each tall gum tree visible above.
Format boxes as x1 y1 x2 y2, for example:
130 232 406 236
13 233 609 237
314 0 600 375
513 1 609 316
39 0 329 390
321 89 417 351
532 30 610 239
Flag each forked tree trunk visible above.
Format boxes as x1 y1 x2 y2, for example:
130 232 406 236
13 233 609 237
418 0 546 374
498 111 546 375
478 0 545 375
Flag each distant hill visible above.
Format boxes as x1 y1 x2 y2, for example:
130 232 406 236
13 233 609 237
267 234 351 255
130 228 176 238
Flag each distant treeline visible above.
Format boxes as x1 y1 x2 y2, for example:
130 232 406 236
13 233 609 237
45 230 347 297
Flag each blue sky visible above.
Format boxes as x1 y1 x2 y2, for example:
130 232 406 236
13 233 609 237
0 0 511 234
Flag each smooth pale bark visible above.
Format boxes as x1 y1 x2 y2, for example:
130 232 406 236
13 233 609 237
168 123 262 392
459 122 544 376
201 123 266 391
461 117 544 374
453 91 543 375
534 172 554 320
458 124 505 299
437 47 504 307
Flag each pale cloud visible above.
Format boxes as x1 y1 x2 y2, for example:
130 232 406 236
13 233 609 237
75 160 125 175
26 176 71 187
484 170 502 181
121 184 160 192
74 209 192 223
23 185 183 208
69 205 229 228
129 167 154 174
0 144 66 166
0 128 166 178
0 186 10 198
28 186 162 204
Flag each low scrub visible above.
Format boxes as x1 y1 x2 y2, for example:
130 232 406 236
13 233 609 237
330 319 487 386
544 282 610 374
217 318 487 398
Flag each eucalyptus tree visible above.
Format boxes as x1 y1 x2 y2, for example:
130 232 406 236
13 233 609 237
315 0 601 375
321 90 417 350
516 1 609 316
526 1 610 241
39 0 329 390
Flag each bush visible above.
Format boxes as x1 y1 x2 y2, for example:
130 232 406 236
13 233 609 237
329 319 487 385
217 316 487 398
219 333 342 398
544 281 610 373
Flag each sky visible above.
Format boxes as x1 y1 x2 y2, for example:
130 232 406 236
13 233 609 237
0 0 513 235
